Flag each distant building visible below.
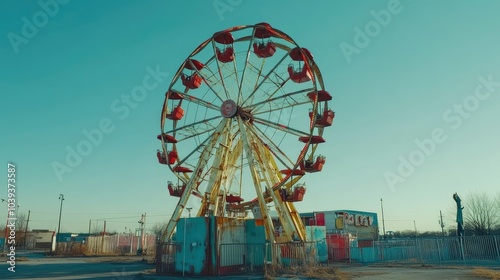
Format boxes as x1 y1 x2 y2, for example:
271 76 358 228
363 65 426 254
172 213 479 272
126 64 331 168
56 232 91 243
300 210 379 246
26 230 55 250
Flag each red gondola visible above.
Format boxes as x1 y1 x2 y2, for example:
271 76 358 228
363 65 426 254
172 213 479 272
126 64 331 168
182 59 204 89
173 166 193 173
254 23 273 39
309 109 335 127
216 47 234 63
184 59 204 71
166 90 183 100
214 31 235 63
288 65 312 83
253 42 276 58
157 134 177 143
288 47 313 83
214 31 234 44
280 184 306 202
253 23 276 58
298 135 325 144
157 151 167 165
280 169 306 176
289 47 313 61
167 150 178 165
168 182 186 197
300 155 326 173
307 90 332 102
226 194 244 204
181 73 202 89
166 106 185 121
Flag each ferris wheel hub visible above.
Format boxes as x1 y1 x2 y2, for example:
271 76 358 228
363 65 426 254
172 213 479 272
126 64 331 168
221 99 238 118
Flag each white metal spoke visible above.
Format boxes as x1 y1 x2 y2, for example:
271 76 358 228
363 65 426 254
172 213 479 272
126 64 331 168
253 117 310 137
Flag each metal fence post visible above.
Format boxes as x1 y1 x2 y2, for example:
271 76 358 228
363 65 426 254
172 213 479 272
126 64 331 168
494 236 500 261
459 237 465 264
436 239 441 265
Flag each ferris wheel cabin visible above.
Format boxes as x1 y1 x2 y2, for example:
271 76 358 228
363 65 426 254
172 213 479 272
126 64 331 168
252 24 277 58
280 183 306 202
167 181 186 197
181 59 204 89
287 48 313 83
214 31 235 63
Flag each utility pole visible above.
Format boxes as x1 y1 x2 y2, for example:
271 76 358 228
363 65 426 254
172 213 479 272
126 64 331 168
413 220 417 239
88 219 91 235
101 220 106 253
187 207 192 218
439 210 445 236
25 210 30 249
137 213 146 255
2 199 9 253
15 204 20 228
57 194 65 244
380 198 386 240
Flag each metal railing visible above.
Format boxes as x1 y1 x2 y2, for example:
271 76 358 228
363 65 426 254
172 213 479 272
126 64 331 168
156 241 322 276
156 236 500 276
156 242 178 275
350 235 500 265
218 243 266 275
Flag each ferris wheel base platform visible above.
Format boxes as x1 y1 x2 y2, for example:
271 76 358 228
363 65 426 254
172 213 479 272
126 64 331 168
159 216 328 276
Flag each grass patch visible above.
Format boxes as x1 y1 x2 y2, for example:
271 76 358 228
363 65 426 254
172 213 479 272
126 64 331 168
471 268 500 280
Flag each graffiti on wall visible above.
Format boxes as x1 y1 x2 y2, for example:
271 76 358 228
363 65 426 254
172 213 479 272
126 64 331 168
343 213 374 227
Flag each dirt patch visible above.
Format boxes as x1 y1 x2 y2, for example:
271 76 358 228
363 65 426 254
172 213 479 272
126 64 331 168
471 268 500 280
84 255 153 263
265 265 355 280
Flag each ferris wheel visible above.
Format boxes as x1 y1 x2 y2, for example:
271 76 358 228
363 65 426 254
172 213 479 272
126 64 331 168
157 23 334 243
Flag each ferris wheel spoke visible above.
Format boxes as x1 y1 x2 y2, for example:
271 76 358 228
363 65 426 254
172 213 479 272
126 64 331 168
210 39 235 101
236 39 255 104
188 68 225 103
245 87 314 112
250 124 295 168
200 66 230 102
241 52 290 107
164 116 222 134
170 90 220 112
172 134 212 171
173 119 228 178
174 126 218 144
253 117 309 137
251 100 310 120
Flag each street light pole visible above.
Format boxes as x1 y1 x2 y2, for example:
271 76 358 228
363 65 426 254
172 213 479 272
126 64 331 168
57 194 65 242
380 198 386 240
1 199 9 253
25 210 30 249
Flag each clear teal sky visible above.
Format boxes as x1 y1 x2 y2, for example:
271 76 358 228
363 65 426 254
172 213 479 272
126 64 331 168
1 0 499 234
